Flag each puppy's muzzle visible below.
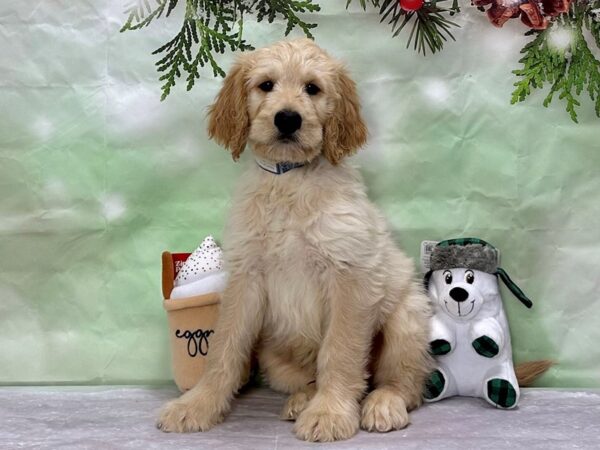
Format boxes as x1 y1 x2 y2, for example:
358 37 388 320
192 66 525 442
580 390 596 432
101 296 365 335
274 109 302 137
449 287 469 303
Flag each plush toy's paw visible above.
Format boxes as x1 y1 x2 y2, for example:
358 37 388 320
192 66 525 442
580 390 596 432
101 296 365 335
423 369 446 401
360 388 410 432
430 339 452 356
486 378 518 409
156 396 224 433
280 389 315 421
293 394 359 442
472 335 499 358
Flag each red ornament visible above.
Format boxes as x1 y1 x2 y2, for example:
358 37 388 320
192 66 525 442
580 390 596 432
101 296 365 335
399 0 424 12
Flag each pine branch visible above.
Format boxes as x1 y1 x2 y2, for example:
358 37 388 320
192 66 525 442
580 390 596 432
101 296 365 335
253 0 321 37
121 0 176 32
511 2 600 122
586 1 600 48
121 0 319 100
346 0 380 8
347 0 460 55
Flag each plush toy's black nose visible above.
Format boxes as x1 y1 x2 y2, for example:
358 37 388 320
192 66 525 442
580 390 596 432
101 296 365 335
449 287 469 303
274 110 302 135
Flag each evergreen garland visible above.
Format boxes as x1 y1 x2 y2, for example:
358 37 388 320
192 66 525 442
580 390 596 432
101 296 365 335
121 0 320 100
349 0 460 55
512 1 600 122
121 0 600 121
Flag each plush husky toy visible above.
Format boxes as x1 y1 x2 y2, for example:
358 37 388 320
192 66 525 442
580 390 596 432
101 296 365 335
423 238 533 409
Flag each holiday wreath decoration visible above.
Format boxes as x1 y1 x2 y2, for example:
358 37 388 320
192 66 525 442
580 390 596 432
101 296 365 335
121 0 600 122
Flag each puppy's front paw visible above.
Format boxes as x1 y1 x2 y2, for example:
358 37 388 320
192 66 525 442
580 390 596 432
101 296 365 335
293 395 359 442
156 396 224 433
360 388 409 432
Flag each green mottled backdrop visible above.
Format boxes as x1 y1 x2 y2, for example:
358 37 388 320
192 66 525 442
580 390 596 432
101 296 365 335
1 1 598 386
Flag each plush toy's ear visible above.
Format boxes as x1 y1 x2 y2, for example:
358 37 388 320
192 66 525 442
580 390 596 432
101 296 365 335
207 59 250 160
322 66 368 165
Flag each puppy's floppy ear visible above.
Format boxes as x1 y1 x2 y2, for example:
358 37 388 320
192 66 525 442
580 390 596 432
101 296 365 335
322 66 368 165
207 58 250 161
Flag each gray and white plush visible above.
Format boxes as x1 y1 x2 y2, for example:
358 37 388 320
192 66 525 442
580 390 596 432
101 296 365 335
430 244 498 274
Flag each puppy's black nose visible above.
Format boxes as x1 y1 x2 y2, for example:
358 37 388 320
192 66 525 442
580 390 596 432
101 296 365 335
449 287 469 303
274 110 302 135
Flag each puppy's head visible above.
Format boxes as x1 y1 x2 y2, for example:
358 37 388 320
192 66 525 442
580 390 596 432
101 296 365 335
208 39 367 164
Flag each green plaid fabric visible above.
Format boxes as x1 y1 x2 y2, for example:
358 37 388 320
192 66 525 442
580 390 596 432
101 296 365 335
430 339 452 356
423 369 445 400
497 267 533 308
486 378 517 408
436 237 495 249
472 335 499 358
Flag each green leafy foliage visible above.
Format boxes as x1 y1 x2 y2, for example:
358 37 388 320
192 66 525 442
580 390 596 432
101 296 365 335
122 0 600 121
347 0 461 55
120 0 178 31
254 0 321 36
121 0 320 100
512 1 600 122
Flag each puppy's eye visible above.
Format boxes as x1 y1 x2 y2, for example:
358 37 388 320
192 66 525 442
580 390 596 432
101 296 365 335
305 83 320 96
443 270 453 285
465 270 474 284
258 81 273 92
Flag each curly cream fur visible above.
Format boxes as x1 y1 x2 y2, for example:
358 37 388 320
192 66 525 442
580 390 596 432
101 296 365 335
158 39 432 442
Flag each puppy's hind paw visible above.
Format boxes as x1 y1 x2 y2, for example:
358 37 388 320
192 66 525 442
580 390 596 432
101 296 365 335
280 390 315 421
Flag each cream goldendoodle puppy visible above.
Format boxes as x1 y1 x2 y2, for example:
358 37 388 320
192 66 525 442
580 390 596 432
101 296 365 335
157 38 432 442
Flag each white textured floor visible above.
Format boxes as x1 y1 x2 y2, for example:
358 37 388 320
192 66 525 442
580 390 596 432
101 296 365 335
1 386 599 449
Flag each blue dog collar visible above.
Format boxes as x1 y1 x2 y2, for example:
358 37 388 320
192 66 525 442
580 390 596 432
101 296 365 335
255 158 306 175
